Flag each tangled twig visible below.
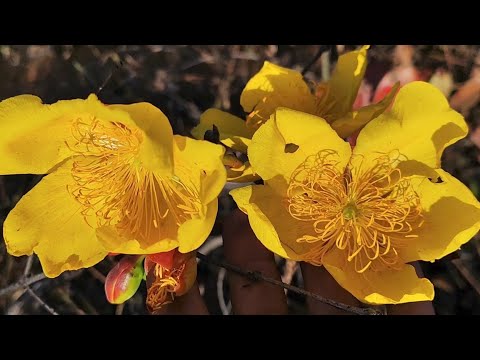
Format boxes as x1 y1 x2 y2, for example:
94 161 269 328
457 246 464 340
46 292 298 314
196 252 382 315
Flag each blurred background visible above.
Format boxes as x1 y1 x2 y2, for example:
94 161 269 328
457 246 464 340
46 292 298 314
0 45 479 315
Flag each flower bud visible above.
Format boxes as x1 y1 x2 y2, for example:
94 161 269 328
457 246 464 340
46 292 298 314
105 255 145 304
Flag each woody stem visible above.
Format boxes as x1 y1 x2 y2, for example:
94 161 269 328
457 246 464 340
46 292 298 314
196 252 383 315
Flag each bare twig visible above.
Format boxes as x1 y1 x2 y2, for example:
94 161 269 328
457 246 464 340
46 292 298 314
88 267 106 283
25 287 59 315
97 71 115 95
0 273 46 297
0 259 58 314
73 292 99 315
54 287 87 315
24 255 59 314
196 252 380 315
302 45 331 76
23 256 33 278
97 59 124 95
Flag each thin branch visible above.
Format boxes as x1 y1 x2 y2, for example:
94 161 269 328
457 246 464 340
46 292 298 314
97 59 125 95
23 256 33 278
196 252 381 315
88 267 106 283
25 287 59 315
54 287 87 315
21 256 58 315
301 45 331 76
0 273 46 298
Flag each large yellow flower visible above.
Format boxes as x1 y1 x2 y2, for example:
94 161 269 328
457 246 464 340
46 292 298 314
231 82 480 305
192 46 397 182
1 94 226 278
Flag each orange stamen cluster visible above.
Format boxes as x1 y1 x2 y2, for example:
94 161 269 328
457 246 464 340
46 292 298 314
146 263 185 314
66 116 201 242
287 150 424 273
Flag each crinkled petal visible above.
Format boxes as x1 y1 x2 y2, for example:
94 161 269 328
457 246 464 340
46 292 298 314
317 45 369 120
3 159 108 277
323 248 434 305
241 61 317 127
248 108 351 191
331 82 399 138
0 94 135 175
230 184 317 260
352 82 467 171
96 225 179 255
400 170 480 262
173 135 226 205
177 199 218 253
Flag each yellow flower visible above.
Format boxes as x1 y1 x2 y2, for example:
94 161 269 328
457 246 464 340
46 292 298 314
241 45 394 137
192 46 397 182
1 94 226 278
231 82 480 305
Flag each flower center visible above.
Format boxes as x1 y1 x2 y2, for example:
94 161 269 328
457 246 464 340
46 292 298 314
67 116 201 243
146 263 184 314
342 202 358 221
286 150 424 273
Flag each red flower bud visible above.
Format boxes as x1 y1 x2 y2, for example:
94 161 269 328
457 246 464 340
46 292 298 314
105 255 145 304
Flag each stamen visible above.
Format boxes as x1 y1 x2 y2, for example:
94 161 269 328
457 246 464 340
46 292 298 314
67 116 201 244
146 263 185 314
286 150 424 273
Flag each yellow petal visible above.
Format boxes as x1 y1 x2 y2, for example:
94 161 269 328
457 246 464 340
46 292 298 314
173 135 226 205
230 184 318 260
240 61 317 127
318 45 369 120
400 170 480 263
3 160 108 277
191 109 255 153
178 199 218 253
97 200 217 255
323 248 434 305
226 161 261 183
0 94 135 175
95 134 224 255
331 82 399 138
248 108 351 187
96 135 224 255
95 225 179 255
352 82 467 171
109 102 174 174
